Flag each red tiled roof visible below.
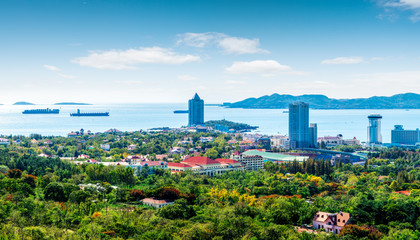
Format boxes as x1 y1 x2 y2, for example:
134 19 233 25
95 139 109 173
182 156 220 165
395 190 411 196
168 162 192 168
142 198 173 205
214 158 241 164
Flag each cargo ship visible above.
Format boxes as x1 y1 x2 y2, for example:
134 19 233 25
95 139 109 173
70 109 109 117
173 110 189 114
22 108 59 114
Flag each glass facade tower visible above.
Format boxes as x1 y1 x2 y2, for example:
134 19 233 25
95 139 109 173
289 102 310 149
367 114 382 145
188 93 204 126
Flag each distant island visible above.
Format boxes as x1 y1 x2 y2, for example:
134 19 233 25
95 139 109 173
205 119 258 132
13 101 35 105
54 102 91 105
223 93 420 109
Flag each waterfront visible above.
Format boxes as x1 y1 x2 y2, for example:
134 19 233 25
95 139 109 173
0 103 419 142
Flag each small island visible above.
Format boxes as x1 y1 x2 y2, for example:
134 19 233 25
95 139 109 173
13 101 35 105
54 102 91 105
205 119 258 132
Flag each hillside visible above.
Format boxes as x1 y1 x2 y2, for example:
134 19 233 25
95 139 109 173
223 93 420 109
13 101 35 105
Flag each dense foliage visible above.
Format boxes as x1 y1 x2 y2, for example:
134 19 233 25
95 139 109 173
0 133 419 239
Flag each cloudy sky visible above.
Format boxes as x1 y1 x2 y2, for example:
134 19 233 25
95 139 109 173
1 0 420 104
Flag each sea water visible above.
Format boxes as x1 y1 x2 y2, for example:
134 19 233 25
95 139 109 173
0 103 419 143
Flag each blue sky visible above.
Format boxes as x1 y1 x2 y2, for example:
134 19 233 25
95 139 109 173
0 0 420 104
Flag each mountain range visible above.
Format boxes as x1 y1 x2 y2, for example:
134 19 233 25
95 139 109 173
223 93 420 109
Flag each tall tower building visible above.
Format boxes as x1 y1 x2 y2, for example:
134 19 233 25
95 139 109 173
188 93 204 126
367 114 382 145
289 102 310 149
309 123 318 148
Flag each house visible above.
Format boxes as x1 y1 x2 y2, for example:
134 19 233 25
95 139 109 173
86 159 99 164
38 153 51 158
170 147 185 154
312 211 350 234
141 198 174 208
100 144 110 151
127 161 168 175
78 154 90 159
104 128 122 134
199 136 213 143
127 144 137 151
0 138 10 145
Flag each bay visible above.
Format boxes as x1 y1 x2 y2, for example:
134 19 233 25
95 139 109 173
0 104 419 143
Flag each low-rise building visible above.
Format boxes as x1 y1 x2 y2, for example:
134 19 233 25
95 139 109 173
141 198 174 208
312 211 350 234
100 144 110 151
199 136 214 143
128 161 168 175
0 138 10 145
231 151 264 171
127 144 137 151
167 156 243 175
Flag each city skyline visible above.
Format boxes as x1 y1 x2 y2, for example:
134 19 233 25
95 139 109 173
1 0 420 104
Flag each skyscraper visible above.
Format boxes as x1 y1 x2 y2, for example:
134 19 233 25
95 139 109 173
309 123 318 148
289 102 310 149
188 93 204 126
367 114 382 145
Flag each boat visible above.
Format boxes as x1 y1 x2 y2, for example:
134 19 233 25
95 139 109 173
22 108 59 114
173 110 189 114
70 109 109 117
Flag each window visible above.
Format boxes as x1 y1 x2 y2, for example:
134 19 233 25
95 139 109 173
338 219 340 222
342 220 345 223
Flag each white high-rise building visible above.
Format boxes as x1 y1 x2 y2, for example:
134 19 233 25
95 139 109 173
368 114 382 145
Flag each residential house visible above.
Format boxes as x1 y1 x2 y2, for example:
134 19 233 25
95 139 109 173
141 198 174 208
100 144 110 151
312 211 350 234
127 144 137 151
0 138 10 145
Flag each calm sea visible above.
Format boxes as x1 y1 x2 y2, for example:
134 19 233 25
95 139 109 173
0 104 419 143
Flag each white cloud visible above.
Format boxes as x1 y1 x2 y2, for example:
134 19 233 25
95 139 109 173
377 0 420 22
115 80 144 85
177 32 268 54
383 0 420 8
44 65 61 71
72 47 201 70
218 37 269 54
321 57 364 65
226 80 246 84
58 73 77 79
178 75 197 81
313 81 329 85
226 60 299 76
176 32 225 47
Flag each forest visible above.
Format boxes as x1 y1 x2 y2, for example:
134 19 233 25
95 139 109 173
0 133 419 239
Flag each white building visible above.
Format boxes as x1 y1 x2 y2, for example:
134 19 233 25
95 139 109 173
313 211 350 235
100 144 110 151
168 156 243 176
141 198 174 208
231 151 264 171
